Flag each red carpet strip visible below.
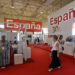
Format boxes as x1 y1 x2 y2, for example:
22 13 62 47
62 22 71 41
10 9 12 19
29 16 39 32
0 45 75 75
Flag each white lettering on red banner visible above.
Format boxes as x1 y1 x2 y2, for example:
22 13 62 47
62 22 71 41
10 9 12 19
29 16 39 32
4 18 42 32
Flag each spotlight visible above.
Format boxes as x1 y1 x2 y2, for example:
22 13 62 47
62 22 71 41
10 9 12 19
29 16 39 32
40 11 43 14
11 6 15 8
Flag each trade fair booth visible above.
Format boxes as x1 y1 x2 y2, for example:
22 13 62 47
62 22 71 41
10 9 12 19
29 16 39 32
48 0 75 57
1 0 75 75
0 18 42 65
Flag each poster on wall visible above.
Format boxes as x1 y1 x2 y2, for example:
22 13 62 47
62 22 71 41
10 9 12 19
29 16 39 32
4 18 42 32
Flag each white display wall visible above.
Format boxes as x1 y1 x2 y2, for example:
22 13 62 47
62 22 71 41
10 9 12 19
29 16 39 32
44 35 48 43
48 1 75 56
0 32 17 42
7 32 17 42
48 1 75 40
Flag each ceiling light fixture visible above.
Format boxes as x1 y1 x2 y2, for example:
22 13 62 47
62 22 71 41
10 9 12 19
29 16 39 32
11 6 15 8
11 0 15 8
40 11 43 14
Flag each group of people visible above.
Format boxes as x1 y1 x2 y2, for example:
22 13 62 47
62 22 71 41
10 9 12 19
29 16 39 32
0 35 18 69
0 34 64 71
0 36 9 69
48 35 64 72
34 37 40 46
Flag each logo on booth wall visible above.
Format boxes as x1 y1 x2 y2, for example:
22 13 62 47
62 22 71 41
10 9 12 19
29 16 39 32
52 26 61 33
4 18 42 32
52 26 58 33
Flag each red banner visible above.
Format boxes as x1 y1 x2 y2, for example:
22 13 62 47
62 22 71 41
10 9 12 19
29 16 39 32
4 18 42 32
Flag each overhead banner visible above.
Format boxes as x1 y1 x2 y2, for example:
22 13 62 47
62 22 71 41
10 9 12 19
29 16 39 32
4 18 42 32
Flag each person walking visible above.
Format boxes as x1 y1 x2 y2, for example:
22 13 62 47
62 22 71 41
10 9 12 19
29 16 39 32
48 35 61 72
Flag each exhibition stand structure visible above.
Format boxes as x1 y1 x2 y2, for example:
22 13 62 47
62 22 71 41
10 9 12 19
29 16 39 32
1 18 42 65
48 0 75 57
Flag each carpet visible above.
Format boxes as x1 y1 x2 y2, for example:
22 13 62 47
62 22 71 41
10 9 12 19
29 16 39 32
0 45 75 75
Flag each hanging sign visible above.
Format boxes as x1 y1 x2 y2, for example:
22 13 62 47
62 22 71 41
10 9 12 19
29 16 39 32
4 18 42 32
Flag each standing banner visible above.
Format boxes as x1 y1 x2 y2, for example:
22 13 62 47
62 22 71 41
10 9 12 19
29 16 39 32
4 18 42 32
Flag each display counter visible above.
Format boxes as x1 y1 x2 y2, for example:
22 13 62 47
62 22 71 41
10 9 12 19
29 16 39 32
63 42 75 56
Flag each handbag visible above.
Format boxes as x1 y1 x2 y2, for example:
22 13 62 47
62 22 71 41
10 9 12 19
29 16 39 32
62 47 64 51
49 53 52 58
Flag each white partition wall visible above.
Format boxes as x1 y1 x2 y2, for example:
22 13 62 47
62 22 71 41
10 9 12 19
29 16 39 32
48 1 75 56
0 32 17 42
7 32 17 42
48 1 75 39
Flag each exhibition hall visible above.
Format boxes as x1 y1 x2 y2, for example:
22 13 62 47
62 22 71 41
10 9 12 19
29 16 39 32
0 0 75 75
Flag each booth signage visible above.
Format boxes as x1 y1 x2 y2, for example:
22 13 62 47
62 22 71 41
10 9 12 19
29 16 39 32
50 8 75 25
4 18 42 32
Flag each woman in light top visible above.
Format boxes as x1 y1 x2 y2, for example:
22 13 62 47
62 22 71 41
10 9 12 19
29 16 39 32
48 35 61 72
